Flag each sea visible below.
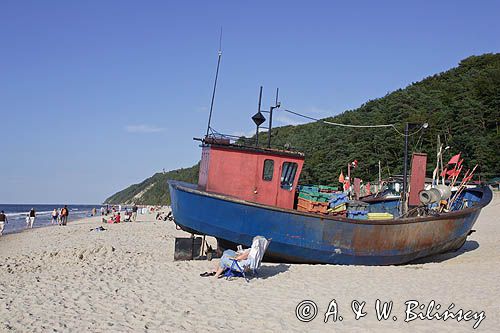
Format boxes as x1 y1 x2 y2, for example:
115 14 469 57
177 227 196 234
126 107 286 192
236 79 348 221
0 204 102 234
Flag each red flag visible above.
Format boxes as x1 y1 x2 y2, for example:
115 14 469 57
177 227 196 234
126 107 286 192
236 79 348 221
462 169 472 183
449 169 460 179
351 160 358 168
446 168 456 179
338 171 345 183
464 173 474 183
457 158 464 168
440 168 448 177
463 165 477 183
447 153 461 165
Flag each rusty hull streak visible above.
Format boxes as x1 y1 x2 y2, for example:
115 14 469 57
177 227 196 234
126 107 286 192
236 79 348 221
343 217 463 256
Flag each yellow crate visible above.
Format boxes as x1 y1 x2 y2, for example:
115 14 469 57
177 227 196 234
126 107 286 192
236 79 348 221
328 203 346 213
367 213 394 220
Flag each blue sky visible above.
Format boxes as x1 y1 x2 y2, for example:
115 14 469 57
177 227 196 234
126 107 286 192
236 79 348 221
1 0 499 204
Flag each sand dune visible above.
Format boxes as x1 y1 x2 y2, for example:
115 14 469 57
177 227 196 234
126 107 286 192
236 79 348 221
1 199 499 332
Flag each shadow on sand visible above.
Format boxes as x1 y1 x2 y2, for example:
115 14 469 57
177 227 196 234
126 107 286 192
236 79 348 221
408 240 479 265
253 264 291 280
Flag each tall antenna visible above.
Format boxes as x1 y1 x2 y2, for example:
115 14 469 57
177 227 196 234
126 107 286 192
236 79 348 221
267 88 280 148
255 86 263 146
205 28 223 138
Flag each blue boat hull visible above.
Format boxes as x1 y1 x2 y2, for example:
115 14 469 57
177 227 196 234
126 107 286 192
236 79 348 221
168 180 492 265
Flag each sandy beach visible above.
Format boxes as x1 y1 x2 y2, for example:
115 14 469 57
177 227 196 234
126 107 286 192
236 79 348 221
0 198 499 332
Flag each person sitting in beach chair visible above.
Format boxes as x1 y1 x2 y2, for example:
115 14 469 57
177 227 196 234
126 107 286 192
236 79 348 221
123 212 132 222
200 236 271 281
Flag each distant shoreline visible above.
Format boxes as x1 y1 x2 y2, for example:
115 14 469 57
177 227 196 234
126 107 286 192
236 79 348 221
1 213 99 236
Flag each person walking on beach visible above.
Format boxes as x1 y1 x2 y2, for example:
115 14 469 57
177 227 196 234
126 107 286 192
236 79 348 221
0 211 8 236
51 208 58 225
60 205 69 226
27 208 36 228
57 208 63 225
132 205 138 222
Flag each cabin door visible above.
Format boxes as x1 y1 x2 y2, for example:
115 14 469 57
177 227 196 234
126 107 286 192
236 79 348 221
253 156 279 206
276 161 300 209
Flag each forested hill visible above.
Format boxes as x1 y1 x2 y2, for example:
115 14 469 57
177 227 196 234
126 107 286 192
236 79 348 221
105 53 500 205
105 164 199 205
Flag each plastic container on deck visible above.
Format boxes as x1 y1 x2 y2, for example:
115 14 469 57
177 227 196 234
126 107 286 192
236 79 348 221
297 197 329 214
329 203 346 212
347 210 368 220
367 212 394 220
299 192 330 203
327 209 347 217
318 185 338 193
347 200 369 212
329 193 348 208
298 185 319 193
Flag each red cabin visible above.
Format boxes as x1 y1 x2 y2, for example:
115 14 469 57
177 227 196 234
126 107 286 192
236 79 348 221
198 142 305 209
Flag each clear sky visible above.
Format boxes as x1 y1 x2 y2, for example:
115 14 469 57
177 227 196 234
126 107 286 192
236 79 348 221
1 0 499 204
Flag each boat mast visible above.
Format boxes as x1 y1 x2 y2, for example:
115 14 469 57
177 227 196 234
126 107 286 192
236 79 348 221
402 123 409 214
205 29 223 138
255 86 263 146
267 88 280 148
378 160 381 185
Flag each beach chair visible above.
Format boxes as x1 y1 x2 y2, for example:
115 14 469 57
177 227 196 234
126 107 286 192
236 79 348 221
223 236 271 282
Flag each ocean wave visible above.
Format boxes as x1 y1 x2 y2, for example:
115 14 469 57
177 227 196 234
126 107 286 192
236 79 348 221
5 212 27 218
6 210 91 218
6 210 54 217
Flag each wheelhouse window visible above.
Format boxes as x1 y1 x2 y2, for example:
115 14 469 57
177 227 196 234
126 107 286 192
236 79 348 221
263 159 274 181
280 162 298 190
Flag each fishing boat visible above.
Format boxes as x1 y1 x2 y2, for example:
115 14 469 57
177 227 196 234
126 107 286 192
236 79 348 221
168 138 492 265
168 46 492 265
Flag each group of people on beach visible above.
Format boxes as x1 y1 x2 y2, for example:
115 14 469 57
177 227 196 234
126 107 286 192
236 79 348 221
0 204 169 236
102 205 138 224
31 206 70 228
0 206 69 236
49 206 69 226
100 205 122 216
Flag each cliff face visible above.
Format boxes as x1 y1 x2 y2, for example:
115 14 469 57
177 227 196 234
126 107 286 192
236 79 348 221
106 54 500 205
